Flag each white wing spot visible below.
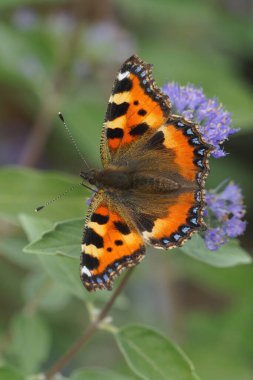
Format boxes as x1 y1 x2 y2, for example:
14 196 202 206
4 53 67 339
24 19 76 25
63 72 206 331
142 231 150 240
118 71 130 81
81 266 92 277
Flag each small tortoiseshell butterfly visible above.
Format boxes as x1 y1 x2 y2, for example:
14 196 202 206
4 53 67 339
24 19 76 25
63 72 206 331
80 55 212 291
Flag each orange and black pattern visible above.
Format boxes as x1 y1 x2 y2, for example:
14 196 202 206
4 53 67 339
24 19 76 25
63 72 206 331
81 55 212 291
100 55 171 165
139 117 211 248
81 191 145 291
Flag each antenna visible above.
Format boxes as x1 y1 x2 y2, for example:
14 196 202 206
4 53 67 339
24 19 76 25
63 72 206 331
58 112 89 169
35 182 96 212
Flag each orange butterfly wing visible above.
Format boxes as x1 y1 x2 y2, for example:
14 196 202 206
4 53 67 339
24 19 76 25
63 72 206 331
81 191 145 291
100 55 171 166
115 116 212 249
155 116 211 248
81 55 212 291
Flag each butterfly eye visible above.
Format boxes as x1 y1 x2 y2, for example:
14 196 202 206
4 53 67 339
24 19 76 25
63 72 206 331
80 169 98 188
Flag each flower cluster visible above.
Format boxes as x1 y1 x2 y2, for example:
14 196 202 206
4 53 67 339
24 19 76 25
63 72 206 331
86 81 246 251
162 83 237 158
204 183 246 250
162 82 246 250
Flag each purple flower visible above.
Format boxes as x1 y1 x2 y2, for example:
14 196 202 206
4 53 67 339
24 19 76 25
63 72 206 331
12 8 38 30
86 192 95 207
204 227 226 251
220 182 243 204
205 193 227 220
163 83 238 158
204 182 246 250
224 217 247 238
206 182 245 221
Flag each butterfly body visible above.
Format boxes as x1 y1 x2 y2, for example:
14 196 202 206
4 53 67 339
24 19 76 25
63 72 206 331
80 167 131 190
80 165 181 193
80 55 213 291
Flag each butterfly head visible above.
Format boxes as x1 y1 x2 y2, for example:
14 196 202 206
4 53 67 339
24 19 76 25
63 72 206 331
80 169 98 187
81 167 131 191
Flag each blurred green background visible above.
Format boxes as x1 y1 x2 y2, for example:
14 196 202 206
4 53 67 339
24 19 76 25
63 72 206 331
0 1 253 379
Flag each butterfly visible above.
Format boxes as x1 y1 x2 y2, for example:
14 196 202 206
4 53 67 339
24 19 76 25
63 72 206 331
80 55 212 291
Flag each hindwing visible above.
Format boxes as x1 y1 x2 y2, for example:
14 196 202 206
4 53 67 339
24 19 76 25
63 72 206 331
81 191 145 291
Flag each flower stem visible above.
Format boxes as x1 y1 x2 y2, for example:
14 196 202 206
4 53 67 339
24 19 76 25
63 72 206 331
45 267 134 380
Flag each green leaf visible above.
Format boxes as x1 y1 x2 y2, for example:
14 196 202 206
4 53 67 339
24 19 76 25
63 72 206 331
0 214 53 270
6 314 50 375
0 214 53 271
181 235 252 267
21 217 111 301
20 215 86 301
38 255 86 301
0 236 37 269
71 368 136 380
37 252 130 303
0 167 87 223
116 325 200 380
0 366 24 380
23 218 82 259
19 213 53 242
22 272 71 311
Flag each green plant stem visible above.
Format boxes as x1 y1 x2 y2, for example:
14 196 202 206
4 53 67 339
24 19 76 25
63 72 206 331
45 267 134 380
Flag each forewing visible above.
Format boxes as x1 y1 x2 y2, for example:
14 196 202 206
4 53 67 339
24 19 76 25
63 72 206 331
100 55 171 166
81 191 145 291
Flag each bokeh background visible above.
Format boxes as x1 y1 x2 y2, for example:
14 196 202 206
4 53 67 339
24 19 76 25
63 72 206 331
0 1 253 379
